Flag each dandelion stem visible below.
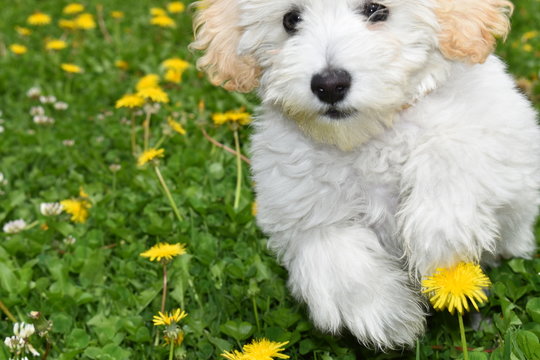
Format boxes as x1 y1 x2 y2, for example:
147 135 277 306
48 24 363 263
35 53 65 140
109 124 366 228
25 221 40 230
153 165 183 223
143 110 152 151
96 4 113 43
233 129 242 210
252 297 261 333
0 300 17 322
458 312 470 360
130 112 137 156
161 262 168 313
200 127 251 164
168 340 175 360
416 338 421 360
153 135 167 149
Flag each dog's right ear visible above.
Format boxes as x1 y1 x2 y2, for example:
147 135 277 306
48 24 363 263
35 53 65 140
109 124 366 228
190 0 260 93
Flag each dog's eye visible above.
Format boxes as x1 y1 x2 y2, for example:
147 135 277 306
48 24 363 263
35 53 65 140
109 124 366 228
283 10 302 34
362 2 389 22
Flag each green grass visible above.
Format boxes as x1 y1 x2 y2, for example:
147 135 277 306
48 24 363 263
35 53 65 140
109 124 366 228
0 1 539 359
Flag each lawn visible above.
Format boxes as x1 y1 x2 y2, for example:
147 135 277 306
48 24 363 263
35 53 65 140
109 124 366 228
0 1 539 359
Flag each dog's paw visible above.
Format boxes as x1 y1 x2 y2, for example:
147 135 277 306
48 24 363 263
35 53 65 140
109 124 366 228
335 278 426 349
341 288 426 349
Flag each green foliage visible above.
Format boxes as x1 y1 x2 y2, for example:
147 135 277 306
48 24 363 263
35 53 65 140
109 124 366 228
0 0 538 359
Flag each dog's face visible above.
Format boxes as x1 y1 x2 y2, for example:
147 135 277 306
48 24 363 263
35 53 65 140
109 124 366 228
192 0 512 149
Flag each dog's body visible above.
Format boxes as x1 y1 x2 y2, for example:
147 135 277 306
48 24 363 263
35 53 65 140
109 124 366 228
192 0 540 348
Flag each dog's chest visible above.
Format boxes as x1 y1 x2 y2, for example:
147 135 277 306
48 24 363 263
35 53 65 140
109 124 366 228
251 114 416 234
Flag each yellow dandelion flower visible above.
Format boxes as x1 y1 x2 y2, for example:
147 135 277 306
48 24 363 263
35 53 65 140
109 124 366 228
222 339 289 360
74 13 96 30
221 350 246 360
522 31 538 42
15 26 31 36
79 187 89 198
10 44 28 55
167 2 186 14
243 339 289 360
58 19 77 30
137 148 165 166
212 110 252 126
61 63 83 73
168 117 187 135
152 308 188 326
165 331 185 346
162 57 190 71
198 100 206 112
150 15 176 28
523 44 533 52
137 87 169 103
115 60 129 70
422 262 491 315
165 68 183 84
136 74 160 91
115 94 145 109
60 199 91 223
27 12 52 26
251 202 258 216
45 39 68 51
63 3 85 15
111 11 124 19
140 242 186 261
150 7 167 16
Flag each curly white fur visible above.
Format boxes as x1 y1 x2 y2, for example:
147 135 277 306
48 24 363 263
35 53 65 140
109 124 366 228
192 0 540 349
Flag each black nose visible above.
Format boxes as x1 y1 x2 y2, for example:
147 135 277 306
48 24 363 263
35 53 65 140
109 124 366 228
311 68 352 104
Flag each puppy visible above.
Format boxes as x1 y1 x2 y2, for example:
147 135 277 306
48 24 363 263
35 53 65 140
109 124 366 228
191 0 540 349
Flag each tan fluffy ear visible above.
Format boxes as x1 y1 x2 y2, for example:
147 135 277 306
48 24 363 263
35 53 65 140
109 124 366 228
435 0 513 64
190 0 260 92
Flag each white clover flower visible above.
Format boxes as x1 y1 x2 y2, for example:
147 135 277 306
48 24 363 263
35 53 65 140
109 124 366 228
4 335 25 352
0 125 4 133
109 164 121 172
3 219 27 234
14 323 35 339
144 103 161 114
0 172 4 183
33 115 54 125
54 102 68 110
29 106 45 116
27 343 40 356
39 95 56 104
26 87 41 98
62 139 75 147
63 235 76 245
40 202 63 216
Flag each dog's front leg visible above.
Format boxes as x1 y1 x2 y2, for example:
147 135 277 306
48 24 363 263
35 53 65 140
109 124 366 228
397 140 501 276
270 225 425 349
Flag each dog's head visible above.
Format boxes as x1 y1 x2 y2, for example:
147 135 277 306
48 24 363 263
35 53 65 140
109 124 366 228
191 0 512 149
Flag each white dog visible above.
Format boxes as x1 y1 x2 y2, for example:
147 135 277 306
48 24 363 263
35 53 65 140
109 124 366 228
191 0 540 349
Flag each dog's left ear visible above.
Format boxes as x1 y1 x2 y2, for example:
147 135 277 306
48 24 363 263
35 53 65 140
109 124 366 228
435 0 513 64
190 0 260 92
